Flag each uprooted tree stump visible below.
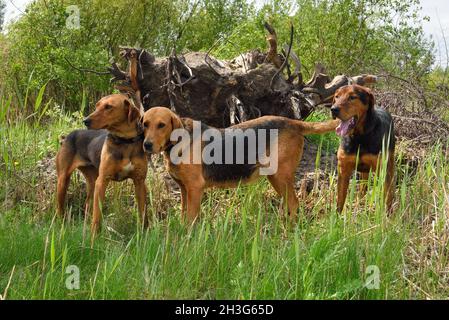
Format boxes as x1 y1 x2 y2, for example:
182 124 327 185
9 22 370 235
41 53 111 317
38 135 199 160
109 23 378 128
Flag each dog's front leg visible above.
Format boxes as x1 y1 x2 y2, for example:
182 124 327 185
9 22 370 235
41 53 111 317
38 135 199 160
337 164 353 213
133 178 148 228
185 187 203 224
92 176 110 237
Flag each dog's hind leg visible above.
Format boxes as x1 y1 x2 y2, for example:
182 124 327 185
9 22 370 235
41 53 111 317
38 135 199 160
55 148 76 217
79 166 98 218
337 162 354 213
267 141 301 222
385 153 395 213
268 174 299 222
185 186 204 224
56 173 71 217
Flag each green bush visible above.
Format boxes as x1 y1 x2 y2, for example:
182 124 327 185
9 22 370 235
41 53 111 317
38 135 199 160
0 0 435 114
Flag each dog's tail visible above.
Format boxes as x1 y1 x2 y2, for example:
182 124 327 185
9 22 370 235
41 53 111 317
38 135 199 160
295 119 340 135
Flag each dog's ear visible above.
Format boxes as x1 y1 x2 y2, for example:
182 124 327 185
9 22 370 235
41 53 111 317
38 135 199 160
367 88 375 110
357 86 375 109
171 112 183 131
362 87 375 109
125 99 141 124
333 87 342 103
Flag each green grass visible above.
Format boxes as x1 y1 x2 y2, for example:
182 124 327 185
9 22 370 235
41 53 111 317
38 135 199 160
0 100 448 299
306 110 341 153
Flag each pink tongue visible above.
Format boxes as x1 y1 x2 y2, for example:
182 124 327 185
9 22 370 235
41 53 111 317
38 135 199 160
336 120 352 137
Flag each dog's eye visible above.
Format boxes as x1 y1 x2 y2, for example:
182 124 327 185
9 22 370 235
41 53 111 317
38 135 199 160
349 96 357 100
143 122 149 129
105 104 112 110
158 123 166 129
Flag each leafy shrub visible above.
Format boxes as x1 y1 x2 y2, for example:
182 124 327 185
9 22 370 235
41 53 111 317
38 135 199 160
0 0 436 114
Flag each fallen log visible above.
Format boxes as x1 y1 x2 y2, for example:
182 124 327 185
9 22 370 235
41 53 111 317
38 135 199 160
110 23 377 127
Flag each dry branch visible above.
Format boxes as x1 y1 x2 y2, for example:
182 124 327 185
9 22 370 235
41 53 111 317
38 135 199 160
108 22 378 127
264 22 283 68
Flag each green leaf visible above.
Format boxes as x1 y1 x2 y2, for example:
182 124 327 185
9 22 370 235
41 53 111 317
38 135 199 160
50 230 56 272
34 82 48 112
37 98 53 125
23 69 35 110
251 235 258 266
0 95 12 122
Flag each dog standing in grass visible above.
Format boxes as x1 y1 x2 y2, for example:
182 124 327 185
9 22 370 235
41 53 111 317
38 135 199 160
331 85 395 212
56 94 148 236
142 107 339 223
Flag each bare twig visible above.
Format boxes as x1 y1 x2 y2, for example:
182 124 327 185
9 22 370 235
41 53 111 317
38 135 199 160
227 98 237 125
270 23 294 91
174 0 200 44
226 95 247 124
283 43 302 84
380 73 429 110
205 36 226 76
165 55 177 112
264 22 283 68
234 96 248 122
392 115 449 132
173 54 196 87
138 50 146 80
224 38 248 73
165 51 196 92
108 62 128 82
64 57 110 75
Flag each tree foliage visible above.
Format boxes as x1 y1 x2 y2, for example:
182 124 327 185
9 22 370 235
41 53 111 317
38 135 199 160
0 0 435 112
0 0 6 32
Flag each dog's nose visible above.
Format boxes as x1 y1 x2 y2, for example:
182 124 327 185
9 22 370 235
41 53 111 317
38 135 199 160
330 106 340 118
83 118 92 128
144 141 153 152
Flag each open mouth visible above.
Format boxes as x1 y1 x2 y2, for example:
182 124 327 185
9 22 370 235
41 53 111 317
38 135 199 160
336 116 357 137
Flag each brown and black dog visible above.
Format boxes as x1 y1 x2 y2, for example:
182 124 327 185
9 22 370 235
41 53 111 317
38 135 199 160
331 84 395 212
142 107 339 223
56 94 148 235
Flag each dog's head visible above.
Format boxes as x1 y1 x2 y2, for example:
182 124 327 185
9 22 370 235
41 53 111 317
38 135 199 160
331 85 374 137
142 107 182 153
83 94 142 133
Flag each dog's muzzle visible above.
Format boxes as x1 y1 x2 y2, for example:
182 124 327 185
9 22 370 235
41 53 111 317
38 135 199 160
143 141 153 153
330 106 340 119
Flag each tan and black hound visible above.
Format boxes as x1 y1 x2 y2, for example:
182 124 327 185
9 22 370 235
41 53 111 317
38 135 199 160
142 107 339 223
331 85 395 213
56 94 148 236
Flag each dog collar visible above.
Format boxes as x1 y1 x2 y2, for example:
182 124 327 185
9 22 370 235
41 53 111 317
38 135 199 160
108 133 144 145
164 142 175 154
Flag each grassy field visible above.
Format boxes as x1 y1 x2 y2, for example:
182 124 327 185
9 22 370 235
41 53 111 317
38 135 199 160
0 100 448 300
